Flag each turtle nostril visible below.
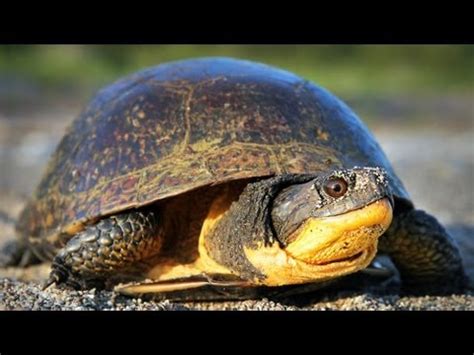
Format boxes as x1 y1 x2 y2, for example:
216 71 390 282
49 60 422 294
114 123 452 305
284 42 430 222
323 177 348 198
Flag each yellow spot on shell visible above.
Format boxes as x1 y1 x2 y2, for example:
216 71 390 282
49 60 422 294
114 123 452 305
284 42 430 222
317 128 329 141
45 214 54 227
191 138 223 152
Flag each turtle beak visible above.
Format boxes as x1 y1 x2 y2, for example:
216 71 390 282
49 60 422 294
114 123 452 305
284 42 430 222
386 194 395 210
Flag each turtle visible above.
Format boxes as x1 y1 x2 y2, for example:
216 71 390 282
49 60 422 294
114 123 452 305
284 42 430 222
2 57 466 301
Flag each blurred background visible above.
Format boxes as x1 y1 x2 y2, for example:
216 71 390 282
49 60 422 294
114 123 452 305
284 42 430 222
0 45 472 275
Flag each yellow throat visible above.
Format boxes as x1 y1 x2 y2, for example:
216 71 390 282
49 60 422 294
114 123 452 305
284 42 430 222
244 198 393 286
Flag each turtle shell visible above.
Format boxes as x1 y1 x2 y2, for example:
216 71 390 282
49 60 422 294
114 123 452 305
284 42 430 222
17 57 410 246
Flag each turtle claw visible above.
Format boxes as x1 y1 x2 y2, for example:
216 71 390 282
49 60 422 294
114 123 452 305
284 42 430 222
361 257 395 278
42 279 56 291
42 273 62 290
47 260 107 290
43 263 69 290
46 250 83 289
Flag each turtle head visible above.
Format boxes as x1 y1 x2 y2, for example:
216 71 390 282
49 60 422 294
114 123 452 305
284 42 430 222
246 167 394 286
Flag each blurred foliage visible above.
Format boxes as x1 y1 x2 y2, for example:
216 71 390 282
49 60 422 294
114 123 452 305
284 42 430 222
0 45 472 96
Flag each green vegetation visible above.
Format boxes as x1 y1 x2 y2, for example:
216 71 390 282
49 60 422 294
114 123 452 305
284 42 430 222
0 45 472 96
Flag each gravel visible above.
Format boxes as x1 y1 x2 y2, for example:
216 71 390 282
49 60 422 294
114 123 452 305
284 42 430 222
1 277 472 311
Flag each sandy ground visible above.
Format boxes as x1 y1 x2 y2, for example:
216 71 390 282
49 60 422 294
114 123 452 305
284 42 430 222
0 94 473 310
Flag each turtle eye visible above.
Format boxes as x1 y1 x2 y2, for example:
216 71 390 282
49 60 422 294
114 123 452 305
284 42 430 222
323 177 348 198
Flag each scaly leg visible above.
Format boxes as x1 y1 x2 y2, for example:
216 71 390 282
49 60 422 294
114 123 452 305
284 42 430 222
379 209 467 293
46 208 163 289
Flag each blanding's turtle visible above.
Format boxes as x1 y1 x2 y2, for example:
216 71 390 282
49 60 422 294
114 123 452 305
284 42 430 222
4 58 466 300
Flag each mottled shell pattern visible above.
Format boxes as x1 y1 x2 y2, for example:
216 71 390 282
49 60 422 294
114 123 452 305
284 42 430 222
17 57 409 246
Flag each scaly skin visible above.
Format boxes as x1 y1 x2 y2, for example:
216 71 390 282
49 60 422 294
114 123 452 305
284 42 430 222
46 209 162 289
379 209 467 293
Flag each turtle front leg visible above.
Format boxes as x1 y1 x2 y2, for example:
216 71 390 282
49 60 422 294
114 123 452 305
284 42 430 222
0 210 42 267
46 208 163 289
0 240 42 267
379 209 467 293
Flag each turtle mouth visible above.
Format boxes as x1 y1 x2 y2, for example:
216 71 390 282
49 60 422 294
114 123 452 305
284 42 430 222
293 242 378 273
284 198 393 268
243 198 393 287
243 239 379 287
314 250 364 266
